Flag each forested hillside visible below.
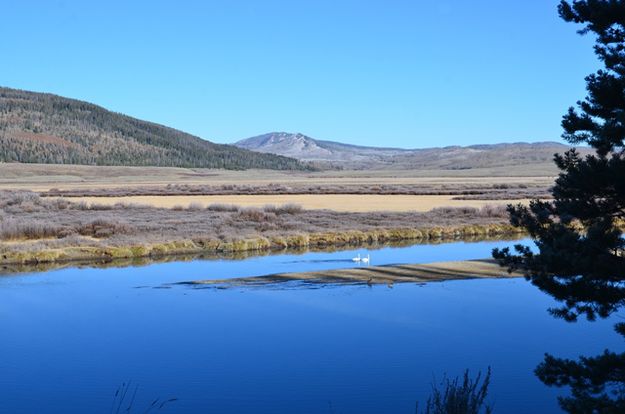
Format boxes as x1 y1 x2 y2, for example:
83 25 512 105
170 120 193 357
0 87 306 170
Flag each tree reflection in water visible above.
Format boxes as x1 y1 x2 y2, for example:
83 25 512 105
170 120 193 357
492 0 625 411
535 323 625 413
498 244 625 412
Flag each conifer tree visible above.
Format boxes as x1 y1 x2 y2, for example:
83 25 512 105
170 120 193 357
494 2 625 411
494 0 625 322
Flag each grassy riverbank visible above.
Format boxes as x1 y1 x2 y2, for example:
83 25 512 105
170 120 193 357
0 191 524 265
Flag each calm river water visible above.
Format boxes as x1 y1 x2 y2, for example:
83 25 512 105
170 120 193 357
0 239 620 413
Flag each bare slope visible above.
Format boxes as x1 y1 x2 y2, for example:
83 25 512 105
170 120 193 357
235 131 591 170
235 132 409 164
0 87 306 170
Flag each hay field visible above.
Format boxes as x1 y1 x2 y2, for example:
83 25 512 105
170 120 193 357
1 162 542 213
64 194 529 212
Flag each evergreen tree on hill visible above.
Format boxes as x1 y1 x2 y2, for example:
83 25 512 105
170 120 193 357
0 87 309 170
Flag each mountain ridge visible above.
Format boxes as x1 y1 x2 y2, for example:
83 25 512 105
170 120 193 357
235 132 591 170
0 87 307 170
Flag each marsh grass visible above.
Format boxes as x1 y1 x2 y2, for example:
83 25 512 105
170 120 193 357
109 381 177 413
0 217 65 240
0 191 523 264
418 368 493 414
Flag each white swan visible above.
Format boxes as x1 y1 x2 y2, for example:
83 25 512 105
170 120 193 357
361 254 370 264
352 253 361 262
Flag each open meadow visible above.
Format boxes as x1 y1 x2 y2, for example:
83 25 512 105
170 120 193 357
4 1 624 413
0 162 555 191
0 162 546 264
0 163 551 212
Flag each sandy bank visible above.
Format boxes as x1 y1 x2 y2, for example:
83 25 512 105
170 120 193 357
178 259 522 288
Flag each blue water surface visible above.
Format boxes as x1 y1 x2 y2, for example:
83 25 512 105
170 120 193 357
0 239 620 413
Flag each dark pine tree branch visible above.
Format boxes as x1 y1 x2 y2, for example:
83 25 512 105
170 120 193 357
493 2 625 412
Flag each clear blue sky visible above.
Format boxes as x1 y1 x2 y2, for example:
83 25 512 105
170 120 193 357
1 1 598 147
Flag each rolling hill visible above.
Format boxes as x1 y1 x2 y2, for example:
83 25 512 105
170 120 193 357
236 132 409 163
235 132 592 170
0 87 307 170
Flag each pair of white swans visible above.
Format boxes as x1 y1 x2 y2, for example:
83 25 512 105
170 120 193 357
352 253 370 264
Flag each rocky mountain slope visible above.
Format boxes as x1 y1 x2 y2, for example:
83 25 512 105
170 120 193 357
236 132 409 164
235 132 591 170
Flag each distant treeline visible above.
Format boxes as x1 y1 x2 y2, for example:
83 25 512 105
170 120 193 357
0 87 308 170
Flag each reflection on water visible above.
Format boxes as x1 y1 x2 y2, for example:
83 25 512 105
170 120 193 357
495 238 625 411
0 236 619 413
282 258 355 264
519 262 625 411
535 323 625 412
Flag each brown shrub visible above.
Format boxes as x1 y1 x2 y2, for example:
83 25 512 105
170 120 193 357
207 203 240 212
77 219 134 238
234 208 277 223
0 218 65 240
478 204 509 218
187 202 204 211
73 201 90 210
263 203 303 215
0 191 40 208
87 203 115 211
51 198 71 210
430 206 479 217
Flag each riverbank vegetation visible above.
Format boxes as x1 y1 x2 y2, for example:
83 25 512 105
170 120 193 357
0 236 525 276
0 190 522 265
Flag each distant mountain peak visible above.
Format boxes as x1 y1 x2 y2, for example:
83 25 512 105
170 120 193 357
235 132 334 160
234 132 590 171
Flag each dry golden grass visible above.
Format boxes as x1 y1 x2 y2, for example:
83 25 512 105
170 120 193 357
0 162 555 192
61 194 530 212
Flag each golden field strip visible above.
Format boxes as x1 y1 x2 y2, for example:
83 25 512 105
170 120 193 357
0 163 548 212
66 194 530 212
0 163 555 191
